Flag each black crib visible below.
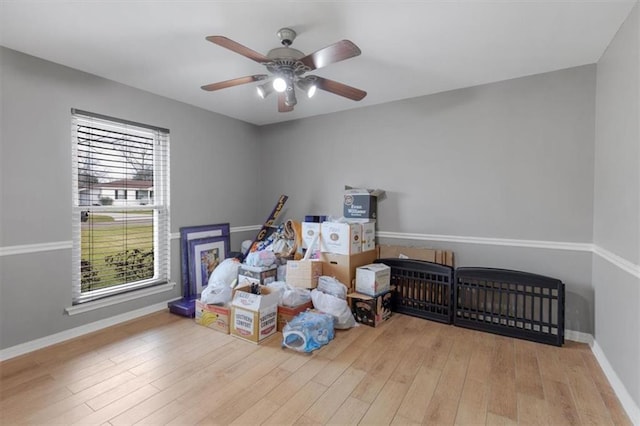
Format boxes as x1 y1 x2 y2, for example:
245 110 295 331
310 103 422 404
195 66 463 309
376 259 565 346
454 267 565 346
375 258 454 324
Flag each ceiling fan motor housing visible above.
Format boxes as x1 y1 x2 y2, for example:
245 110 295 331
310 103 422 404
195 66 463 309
277 28 297 46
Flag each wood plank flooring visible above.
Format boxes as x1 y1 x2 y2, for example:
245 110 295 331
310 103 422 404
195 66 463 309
0 310 632 425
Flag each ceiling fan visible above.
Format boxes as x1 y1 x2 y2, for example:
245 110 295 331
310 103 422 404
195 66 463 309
201 28 367 112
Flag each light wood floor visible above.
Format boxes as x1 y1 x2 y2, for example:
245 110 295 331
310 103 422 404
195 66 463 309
0 311 631 425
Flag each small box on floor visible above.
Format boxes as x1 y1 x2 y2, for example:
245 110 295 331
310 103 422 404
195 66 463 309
277 300 314 332
355 263 391 296
230 285 279 344
195 300 230 334
237 264 277 287
286 259 323 289
348 291 393 327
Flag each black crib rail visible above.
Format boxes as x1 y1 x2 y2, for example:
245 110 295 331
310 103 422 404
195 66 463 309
374 259 565 346
454 267 565 346
375 259 454 324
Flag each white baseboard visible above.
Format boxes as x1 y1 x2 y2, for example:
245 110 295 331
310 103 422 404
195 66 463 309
565 329 594 345
0 298 181 362
591 340 640 425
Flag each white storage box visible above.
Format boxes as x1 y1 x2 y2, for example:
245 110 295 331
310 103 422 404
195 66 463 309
320 221 362 255
355 263 391 296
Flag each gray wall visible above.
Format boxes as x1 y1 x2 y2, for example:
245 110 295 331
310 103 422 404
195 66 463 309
593 3 640 409
259 66 596 242
0 47 264 349
259 65 597 334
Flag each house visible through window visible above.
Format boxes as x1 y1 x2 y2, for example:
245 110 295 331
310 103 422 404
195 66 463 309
72 109 170 304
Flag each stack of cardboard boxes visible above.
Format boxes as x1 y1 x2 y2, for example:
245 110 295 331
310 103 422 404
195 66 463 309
298 188 382 294
195 187 455 341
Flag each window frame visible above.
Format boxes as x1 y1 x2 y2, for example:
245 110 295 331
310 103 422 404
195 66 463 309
71 109 171 305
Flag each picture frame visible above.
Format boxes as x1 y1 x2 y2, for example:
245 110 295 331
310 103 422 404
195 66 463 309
180 223 230 297
187 235 229 296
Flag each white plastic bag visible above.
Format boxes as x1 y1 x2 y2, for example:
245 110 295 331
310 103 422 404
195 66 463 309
200 281 232 305
244 249 277 267
311 289 356 329
266 281 289 304
209 258 241 287
282 287 312 307
317 276 348 300
267 282 311 307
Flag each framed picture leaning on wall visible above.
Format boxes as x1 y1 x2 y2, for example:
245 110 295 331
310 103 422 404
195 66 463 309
188 235 229 296
179 223 230 297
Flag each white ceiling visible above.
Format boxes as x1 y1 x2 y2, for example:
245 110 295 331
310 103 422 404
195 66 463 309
0 1 636 126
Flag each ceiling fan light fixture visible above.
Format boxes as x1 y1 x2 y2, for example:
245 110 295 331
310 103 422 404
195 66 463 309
273 77 287 92
297 79 317 98
256 82 273 99
307 84 317 98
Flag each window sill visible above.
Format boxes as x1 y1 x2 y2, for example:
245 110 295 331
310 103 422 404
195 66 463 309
65 282 176 316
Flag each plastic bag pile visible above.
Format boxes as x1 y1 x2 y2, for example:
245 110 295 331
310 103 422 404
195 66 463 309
310 276 356 329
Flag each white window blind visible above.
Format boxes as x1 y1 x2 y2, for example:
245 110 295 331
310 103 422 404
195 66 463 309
71 110 170 304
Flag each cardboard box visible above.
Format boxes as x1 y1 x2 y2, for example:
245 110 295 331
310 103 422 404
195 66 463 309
359 221 376 252
348 291 393 327
321 222 362 255
321 248 379 293
237 264 278 287
301 222 321 250
195 300 230 334
286 259 323 289
378 244 455 267
343 187 385 220
356 263 391 296
230 285 279 344
277 301 314 332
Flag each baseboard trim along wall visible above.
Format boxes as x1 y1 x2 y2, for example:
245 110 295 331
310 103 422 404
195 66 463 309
564 330 594 345
0 298 180 362
0 306 592 362
592 340 640 425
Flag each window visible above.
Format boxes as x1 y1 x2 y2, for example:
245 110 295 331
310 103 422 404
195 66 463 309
72 109 170 304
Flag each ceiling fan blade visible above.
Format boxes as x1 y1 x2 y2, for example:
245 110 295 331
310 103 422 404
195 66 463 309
300 40 361 70
201 74 268 91
313 76 367 101
278 93 294 112
206 36 270 64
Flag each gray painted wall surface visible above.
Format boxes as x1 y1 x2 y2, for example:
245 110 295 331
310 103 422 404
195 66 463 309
259 66 596 244
593 3 640 409
259 66 597 333
0 47 263 349
594 4 640 263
